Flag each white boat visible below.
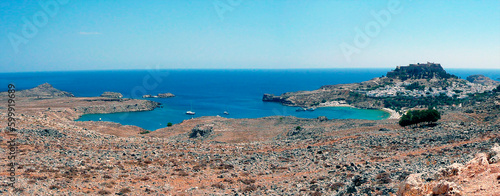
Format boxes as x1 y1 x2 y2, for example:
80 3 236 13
306 107 316 111
296 107 306 112
186 103 195 115
223 111 229 115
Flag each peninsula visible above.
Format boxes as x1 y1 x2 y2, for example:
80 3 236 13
263 63 499 113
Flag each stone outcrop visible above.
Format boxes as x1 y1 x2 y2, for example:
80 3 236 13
397 144 500 196
189 124 213 138
262 94 293 105
0 83 74 98
262 94 281 102
100 92 123 98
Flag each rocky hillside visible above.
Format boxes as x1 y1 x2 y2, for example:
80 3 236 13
0 87 498 195
262 64 498 109
398 144 500 195
0 83 74 98
0 83 160 120
386 62 457 80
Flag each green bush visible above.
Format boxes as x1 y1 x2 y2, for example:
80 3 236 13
167 122 173 127
404 82 425 91
140 131 150 134
493 85 500 93
295 126 302 130
399 109 441 127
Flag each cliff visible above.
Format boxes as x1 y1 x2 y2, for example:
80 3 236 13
262 93 296 106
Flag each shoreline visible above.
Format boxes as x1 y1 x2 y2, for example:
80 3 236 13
318 101 400 120
381 107 401 120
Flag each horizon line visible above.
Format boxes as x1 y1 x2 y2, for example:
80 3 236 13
2 67 500 74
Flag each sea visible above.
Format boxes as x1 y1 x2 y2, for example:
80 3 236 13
1 68 499 130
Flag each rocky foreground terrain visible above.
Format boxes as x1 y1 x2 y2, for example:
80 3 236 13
0 83 499 195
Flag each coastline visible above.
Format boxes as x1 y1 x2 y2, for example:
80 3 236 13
318 101 400 120
381 107 401 120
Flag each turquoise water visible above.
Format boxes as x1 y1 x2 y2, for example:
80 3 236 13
76 106 390 130
1 69 498 130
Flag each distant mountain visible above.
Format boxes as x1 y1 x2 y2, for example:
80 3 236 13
386 62 458 80
0 83 74 98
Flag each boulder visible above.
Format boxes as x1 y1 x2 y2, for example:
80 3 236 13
436 163 463 178
316 116 328 122
397 173 424 195
189 124 214 138
488 143 500 164
432 180 450 195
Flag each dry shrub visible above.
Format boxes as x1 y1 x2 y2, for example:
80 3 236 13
375 172 391 184
97 190 111 195
311 191 322 196
328 182 345 191
211 182 225 189
177 171 189 176
216 164 234 170
119 187 132 194
241 185 257 193
239 178 256 185
49 185 59 190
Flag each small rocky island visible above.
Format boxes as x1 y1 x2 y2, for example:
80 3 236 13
100 92 123 98
143 93 175 98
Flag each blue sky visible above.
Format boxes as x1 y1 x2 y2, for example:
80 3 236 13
0 0 499 72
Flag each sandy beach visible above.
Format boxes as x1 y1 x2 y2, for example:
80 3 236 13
319 101 401 119
381 108 402 119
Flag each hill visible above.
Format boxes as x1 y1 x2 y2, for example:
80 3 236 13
263 63 498 111
0 83 74 98
386 62 457 80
